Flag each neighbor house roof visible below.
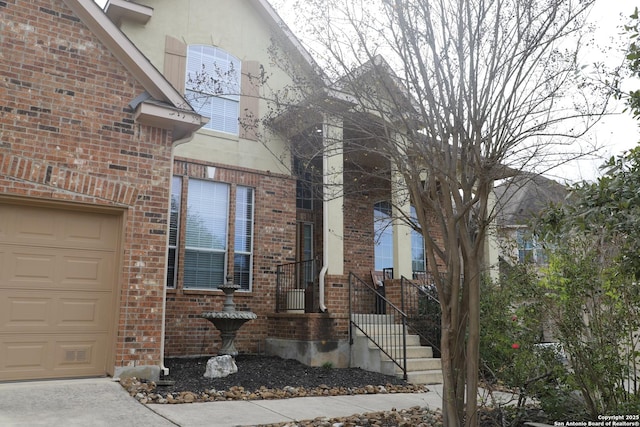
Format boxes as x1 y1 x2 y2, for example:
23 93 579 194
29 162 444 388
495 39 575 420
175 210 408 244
63 0 207 140
494 173 568 226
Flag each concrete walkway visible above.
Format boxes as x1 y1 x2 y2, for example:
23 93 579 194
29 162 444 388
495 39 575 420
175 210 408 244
0 379 522 427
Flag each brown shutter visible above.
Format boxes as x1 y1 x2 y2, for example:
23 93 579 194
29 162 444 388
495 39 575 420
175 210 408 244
239 60 261 141
164 35 187 94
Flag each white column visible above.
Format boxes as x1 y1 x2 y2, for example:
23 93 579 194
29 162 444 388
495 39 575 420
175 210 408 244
485 185 500 281
391 166 413 278
323 116 344 275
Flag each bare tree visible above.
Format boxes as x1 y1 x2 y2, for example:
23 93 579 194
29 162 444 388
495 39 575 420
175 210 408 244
239 0 613 424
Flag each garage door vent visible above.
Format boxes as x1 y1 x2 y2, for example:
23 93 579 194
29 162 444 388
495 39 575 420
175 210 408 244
65 349 88 363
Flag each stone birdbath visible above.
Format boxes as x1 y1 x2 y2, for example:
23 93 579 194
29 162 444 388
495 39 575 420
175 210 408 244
200 277 257 357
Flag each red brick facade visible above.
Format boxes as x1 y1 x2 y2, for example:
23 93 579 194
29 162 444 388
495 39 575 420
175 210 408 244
163 158 297 356
0 0 174 372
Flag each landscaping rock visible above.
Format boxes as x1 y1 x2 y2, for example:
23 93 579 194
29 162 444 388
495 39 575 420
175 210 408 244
204 355 238 378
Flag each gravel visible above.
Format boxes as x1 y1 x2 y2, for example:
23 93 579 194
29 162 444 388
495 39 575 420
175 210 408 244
118 354 549 427
162 354 411 394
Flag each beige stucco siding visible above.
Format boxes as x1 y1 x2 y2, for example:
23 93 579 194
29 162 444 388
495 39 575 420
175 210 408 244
120 0 295 174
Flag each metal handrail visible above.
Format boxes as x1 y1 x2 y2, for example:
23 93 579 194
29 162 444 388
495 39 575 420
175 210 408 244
348 272 407 380
275 259 317 313
400 275 441 357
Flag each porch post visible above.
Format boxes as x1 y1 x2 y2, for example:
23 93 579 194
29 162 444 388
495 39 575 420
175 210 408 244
322 115 344 275
485 183 500 281
391 164 413 279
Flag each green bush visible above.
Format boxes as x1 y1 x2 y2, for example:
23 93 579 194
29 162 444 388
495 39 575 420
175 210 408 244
480 263 568 414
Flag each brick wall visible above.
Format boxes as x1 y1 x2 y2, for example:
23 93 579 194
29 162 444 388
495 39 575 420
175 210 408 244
164 158 297 356
266 313 349 341
0 0 174 370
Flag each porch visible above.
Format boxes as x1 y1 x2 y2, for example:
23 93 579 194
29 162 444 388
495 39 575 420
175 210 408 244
267 259 442 384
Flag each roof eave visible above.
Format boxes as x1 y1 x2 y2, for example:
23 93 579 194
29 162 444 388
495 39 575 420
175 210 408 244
134 101 209 141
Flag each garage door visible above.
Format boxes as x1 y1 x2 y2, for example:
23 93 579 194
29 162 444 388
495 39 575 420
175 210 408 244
0 202 120 381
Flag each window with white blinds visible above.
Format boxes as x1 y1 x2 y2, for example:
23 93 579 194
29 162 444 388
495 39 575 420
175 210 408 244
234 186 254 290
185 45 240 135
171 179 255 291
184 179 229 289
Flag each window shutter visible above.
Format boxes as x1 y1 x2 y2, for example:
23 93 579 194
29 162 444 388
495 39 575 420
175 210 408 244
239 60 261 141
164 35 187 94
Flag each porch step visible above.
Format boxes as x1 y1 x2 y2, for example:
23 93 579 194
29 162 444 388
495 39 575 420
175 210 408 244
406 369 443 385
354 328 422 346
350 321 442 385
351 314 396 324
355 323 405 335
382 355 441 371
380 345 433 359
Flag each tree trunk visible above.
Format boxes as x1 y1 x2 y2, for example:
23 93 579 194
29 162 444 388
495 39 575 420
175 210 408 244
440 318 462 425
465 267 481 427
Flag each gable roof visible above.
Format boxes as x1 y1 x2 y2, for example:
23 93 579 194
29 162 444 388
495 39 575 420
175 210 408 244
494 173 568 226
250 0 326 83
63 0 207 140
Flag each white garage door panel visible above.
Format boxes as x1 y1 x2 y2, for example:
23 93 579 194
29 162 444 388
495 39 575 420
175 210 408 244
0 202 120 381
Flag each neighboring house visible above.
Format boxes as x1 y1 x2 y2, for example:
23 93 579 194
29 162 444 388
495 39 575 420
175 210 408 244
0 0 206 381
494 173 568 266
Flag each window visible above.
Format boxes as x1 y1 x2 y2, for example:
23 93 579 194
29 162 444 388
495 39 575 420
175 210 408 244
234 186 254 290
167 176 182 288
185 45 241 135
410 206 426 273
170 178 255 291
294 157 313 210
516 229 546 265
184 179 229 289
374 201 394 270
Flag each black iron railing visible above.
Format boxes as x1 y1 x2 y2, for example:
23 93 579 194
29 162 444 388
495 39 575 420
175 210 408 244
401 274 441 357
349 272 407 380
275 259 317 313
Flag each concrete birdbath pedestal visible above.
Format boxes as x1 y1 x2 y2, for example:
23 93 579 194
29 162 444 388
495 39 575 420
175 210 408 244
200 277 257 357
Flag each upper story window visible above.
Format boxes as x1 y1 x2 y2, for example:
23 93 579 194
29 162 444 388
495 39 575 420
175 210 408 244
374 201 394 271
516 228 547 265
294 157 313 210
185 45 241 135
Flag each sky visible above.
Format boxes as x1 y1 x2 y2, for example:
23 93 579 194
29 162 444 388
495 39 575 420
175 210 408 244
559 0 640 183
94 0 639 182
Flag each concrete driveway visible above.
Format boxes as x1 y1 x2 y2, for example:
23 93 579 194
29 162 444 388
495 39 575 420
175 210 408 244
0 378 176 427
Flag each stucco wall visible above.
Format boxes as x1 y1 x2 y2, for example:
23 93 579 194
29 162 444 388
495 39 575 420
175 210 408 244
119 0 295 175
